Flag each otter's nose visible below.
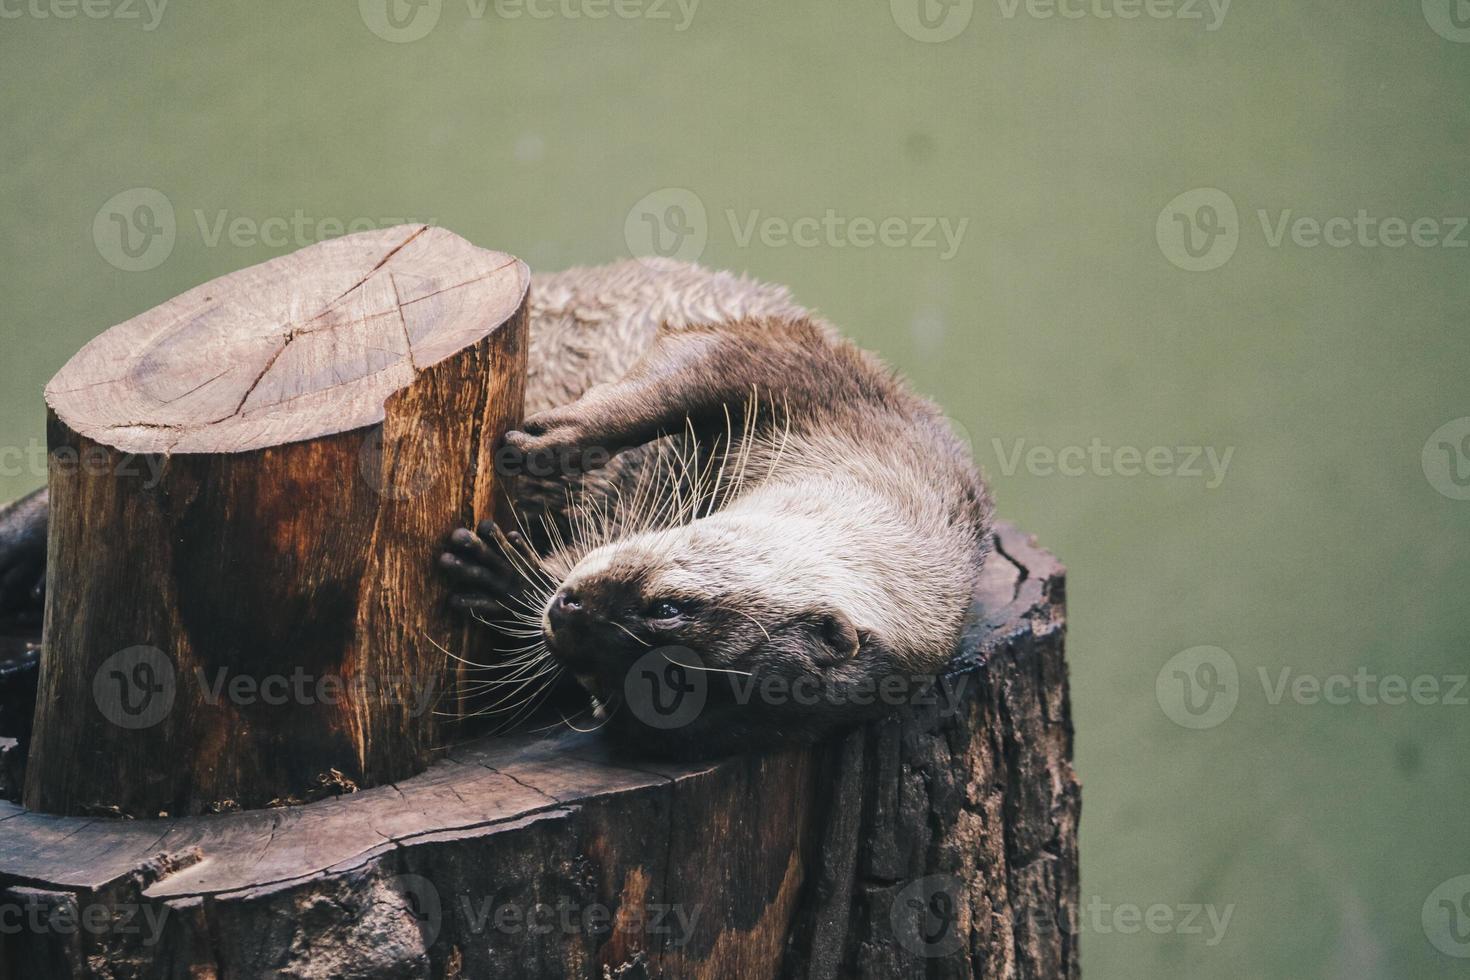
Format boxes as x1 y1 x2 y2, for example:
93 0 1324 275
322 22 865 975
547 588 584 632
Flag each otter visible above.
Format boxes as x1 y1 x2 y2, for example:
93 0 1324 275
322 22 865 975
0 259 991 757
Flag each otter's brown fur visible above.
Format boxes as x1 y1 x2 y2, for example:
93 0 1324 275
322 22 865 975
441 259 992 755
0 259 993 755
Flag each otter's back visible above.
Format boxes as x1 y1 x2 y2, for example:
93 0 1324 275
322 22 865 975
525 258 812 414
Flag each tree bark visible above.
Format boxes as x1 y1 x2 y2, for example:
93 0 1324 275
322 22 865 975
0 522 1076 980
23 226 530 818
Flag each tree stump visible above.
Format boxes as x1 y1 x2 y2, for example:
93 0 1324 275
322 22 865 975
0 523 1076 980
24 226 530 818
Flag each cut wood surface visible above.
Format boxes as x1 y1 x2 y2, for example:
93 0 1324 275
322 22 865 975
0 523 1078 980
25 227 530 818
45 225 527 455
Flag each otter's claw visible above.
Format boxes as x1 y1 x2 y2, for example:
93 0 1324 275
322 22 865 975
438 522 540 616
497 404 617 477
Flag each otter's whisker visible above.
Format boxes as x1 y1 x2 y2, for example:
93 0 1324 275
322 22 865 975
610 620 652 648
502 544 556 593
725 605 771 643
499 591 552 619
708 402 737 508
540 509 572 564
472 665 562 714
528 703 590 733
487 627 546 640
766 395 794 480
469 642 553 671
486 638 552 657
467 605 538 637
556 700 619 733
661 651 753 677
485 666 564 734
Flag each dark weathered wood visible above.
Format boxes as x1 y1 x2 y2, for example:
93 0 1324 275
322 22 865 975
24 227 531 818
0 523 1076 980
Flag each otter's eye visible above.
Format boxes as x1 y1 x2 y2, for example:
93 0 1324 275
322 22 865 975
646 600 684 622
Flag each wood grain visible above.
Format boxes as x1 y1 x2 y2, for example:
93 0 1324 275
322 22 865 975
25 227 530 818
1 523 1077 979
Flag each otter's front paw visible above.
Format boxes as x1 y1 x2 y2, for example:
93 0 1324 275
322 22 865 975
0 559 43 626
497 406 617 478
437 520 542 617
0 493 47 626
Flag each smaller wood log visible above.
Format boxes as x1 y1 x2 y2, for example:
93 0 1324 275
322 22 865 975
24 226 530 818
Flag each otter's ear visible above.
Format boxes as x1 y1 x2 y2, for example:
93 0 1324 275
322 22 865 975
815 610 861 664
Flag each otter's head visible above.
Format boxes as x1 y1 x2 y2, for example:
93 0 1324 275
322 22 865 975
540 514 955 757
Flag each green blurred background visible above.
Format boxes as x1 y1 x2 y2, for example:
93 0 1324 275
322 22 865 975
2 1 1468 975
